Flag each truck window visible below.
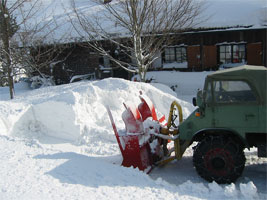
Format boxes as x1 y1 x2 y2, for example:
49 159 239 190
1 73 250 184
214 80 256 103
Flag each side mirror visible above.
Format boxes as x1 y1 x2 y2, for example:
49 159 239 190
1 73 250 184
192 97 197 106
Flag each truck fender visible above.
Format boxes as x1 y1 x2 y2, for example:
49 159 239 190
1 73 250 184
192 128 246 147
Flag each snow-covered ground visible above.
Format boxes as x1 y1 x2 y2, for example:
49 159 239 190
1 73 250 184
0 72 266 200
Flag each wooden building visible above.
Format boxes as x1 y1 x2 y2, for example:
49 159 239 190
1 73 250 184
41 27 266 84
159 27 266 71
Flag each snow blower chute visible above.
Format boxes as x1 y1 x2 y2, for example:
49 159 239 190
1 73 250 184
106 92 187 173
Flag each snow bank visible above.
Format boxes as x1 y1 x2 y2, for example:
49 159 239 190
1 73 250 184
240 181 258 199
0 81 31 101
0 78 193 151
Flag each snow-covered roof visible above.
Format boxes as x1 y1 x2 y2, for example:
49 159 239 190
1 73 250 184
20 0 267 43
200 0 266 29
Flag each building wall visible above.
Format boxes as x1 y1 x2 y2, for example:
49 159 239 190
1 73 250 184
38 28 266 83
170 28 266 71
183 44 217 70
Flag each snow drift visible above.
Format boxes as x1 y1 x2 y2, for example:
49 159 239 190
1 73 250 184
0 78 193 151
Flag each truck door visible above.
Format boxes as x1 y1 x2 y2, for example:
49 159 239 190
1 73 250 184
212 80 259 132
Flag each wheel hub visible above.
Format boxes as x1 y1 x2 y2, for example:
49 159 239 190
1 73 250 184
205 148 234 176
211 157 225 169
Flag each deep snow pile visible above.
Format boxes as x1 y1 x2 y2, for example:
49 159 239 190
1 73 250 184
0 78 193 154
0 77 266 200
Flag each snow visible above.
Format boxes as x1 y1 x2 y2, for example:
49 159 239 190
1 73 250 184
0 72 266 199
219 62 247 69
163 62 188 69
70 73 96 83
132 71 212 102
16 0 266 43
201 0 266 28
240 181 258 199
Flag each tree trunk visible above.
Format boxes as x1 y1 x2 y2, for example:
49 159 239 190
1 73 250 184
7 56 14 99
1 3 14 99
4 42 14 99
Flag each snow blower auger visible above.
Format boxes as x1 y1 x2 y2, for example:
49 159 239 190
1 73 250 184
106 92 190 173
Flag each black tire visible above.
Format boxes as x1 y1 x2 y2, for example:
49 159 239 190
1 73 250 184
193 135 246 184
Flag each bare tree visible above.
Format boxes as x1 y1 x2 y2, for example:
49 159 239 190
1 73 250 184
70 0 204 82
0 0 20 98
0 0 45 98
14 32 73 87
0 0 71 98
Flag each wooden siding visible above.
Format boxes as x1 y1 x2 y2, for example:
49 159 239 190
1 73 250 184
203 45 217 69
247 43 262 66
165 29 266 71
187 46 201 69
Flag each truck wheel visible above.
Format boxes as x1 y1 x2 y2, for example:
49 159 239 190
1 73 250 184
193 135 245 184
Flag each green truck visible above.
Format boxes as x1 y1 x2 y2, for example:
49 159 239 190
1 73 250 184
108 65 267 184
179 65 267 183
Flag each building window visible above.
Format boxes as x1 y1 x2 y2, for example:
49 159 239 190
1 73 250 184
164 47 187 63
176 47 187 63
233 44 245 63
219 45 231 64
165 47 175 62
219 44 246 64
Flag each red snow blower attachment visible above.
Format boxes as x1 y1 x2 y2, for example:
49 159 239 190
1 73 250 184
107 101 153 171
106 92 185 173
